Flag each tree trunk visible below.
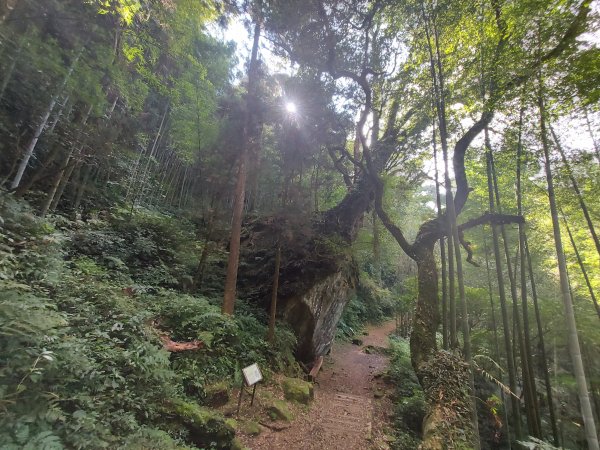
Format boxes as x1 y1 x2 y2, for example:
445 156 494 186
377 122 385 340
489 144 540 437
10 45 83 190
432 116 448 349
429 11 479 445
14 144 63 197
584 108 600 164
137 103 169 205
524 235 560 446
222 21 261 315
483 233 512 446
514 118 543 436
486 147 523 440
550 126 600 262
73 164 91 211
40 104 92 216
539 82 599 450
563 214 600 318
268 243 281 343
0 35 21 101
47 95 70 135
372 209 381 281
48 158 78 212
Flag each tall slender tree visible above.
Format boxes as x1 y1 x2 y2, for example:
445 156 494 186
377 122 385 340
538 76 599 450
222 19 262 315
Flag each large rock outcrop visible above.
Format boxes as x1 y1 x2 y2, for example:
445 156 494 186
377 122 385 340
281 267 356 360
235 210 362 362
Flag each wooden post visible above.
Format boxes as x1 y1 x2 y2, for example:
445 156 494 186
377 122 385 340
251 384 258 406
236 379 245 416
308 356 324 382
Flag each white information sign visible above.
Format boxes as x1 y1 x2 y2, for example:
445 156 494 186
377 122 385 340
242 363 263 386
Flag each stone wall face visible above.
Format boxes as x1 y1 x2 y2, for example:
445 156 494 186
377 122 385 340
282 268 356 362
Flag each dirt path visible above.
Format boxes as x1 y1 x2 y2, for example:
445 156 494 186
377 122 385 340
240 321 397 449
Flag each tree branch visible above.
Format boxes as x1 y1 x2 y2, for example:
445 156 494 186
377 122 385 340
458 212 524 233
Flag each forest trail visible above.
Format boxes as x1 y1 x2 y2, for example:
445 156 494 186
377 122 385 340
240 321 397 450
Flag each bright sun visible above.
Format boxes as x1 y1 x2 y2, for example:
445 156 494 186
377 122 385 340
285 102 297 113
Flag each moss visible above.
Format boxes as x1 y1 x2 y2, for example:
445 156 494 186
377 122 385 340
204 381 230 407
240 420 262 436
170 399 235 449
231 437 248 450
225 418 238 429
281 377 313 404
418 351 475 450
267 400 294 421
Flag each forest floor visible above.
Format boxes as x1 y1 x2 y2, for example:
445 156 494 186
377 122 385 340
237 320 398 450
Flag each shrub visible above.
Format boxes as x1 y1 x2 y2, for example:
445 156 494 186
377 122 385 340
387 336 425 449
0 198 299 449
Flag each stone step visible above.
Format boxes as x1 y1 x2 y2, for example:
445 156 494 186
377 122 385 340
318 392 373 439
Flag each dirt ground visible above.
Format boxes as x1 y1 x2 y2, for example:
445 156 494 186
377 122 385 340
236 321 398 450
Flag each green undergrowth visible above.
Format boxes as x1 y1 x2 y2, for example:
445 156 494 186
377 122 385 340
0 196 298 449
386 336 425 449
336 270 395 340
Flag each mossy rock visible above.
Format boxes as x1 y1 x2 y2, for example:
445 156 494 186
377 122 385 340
231 438 248 450
170 399 235 449
281 377 313 404
205 381 230 407
225 418 238 429
364 345 390 355
240 420 262 436
373 388 385 399
267 399 294 421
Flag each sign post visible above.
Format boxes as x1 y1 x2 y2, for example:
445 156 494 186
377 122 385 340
236 363 263 415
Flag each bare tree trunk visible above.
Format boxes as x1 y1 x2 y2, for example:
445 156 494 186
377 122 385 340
10 45 83 190
539 82 599 450
137 103 169 205
40 104 92 216
48 158 78 212
73 164 90 211
14 144 63 197
222 21 261 315
430 15 479 445
268 243 281 343
514 116 543 436
524 235 560 446
483 233 511 447
489 144 540 437
47 95 70 135
432 115 448 349
486 146 523 440
372 209 381 281
125 103 168 204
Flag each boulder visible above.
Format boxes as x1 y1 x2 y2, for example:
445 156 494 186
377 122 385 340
281 268 357 362
204 381 230 407
170 399 235 449
373 388 385 399
241 420 262 436
231 438 248 450
267 400 294 421
282 377 313 404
